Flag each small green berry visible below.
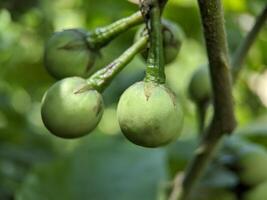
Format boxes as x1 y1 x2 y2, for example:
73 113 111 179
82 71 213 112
135 19 184 65
188 66 212 104
44 29 98 79
117 81 183 148
236 145 267 186
41 77 104 138
243 181 267 200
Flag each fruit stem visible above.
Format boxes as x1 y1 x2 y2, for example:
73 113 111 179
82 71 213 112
169 1 236 200
75 34 149 94
231 4 267 80
87 11 144 49
144 0 166 84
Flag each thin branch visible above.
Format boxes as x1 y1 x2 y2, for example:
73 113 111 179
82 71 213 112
232 5 267 80
170 1 236 199
168 174 183 200
75 35 148 93
88 11 144 48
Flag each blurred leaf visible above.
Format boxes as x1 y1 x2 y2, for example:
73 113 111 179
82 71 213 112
236 123 267 148
243 180 267 200
200 165 238 188
0 0 38 20
189 187 237 200
16 134 167 200
167 139 198 176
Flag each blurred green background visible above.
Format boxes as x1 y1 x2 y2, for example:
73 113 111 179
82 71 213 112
1 0 267 199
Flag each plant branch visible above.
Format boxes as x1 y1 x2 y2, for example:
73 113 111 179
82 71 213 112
87 11 144 49
75 34 148 94
232 4 267 80
192 2 267 136
169 3 267 200
170 1 236 199
193 4 267 134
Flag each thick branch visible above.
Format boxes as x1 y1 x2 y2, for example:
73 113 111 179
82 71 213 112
174 1 236 199
232 5 267 80
193 4 267 134
170 3 267 200
199 1 235 132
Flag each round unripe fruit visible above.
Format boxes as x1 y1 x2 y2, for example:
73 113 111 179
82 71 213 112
117 81 183 148
135 19 184 65
44 29 97 79
41 77 104 138
236 144 267 186
188 66 212 104
243 181 267 200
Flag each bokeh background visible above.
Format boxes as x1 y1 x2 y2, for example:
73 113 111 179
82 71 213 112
0 0 267 199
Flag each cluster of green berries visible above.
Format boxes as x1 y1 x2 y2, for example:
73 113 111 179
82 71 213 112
222 138 267 200
167 137 267 200
193 137 267 200
41 12 185 148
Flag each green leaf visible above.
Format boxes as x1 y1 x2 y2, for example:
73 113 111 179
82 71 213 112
200 165 238 188
16 160 72 200
16 134 167 200
167 139 198 175
237 123 267 149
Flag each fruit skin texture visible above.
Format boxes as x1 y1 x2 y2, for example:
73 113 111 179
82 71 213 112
117 81 183 148
135 19 184 65
44 29 97 79
188 67 212 104
41 77 104 139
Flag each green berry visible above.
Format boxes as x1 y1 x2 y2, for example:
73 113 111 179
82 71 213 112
188 66 212 104
41 77 104 138
135 19 184 65
44 29 98 79
162 19 184 64
243 181 267 200
236 144 267 186
117 81 183 148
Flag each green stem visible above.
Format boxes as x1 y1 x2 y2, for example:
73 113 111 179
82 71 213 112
87 11 144 49
172 1 236 200
232 4 267 80
144 0 165 84
75 34 148 94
